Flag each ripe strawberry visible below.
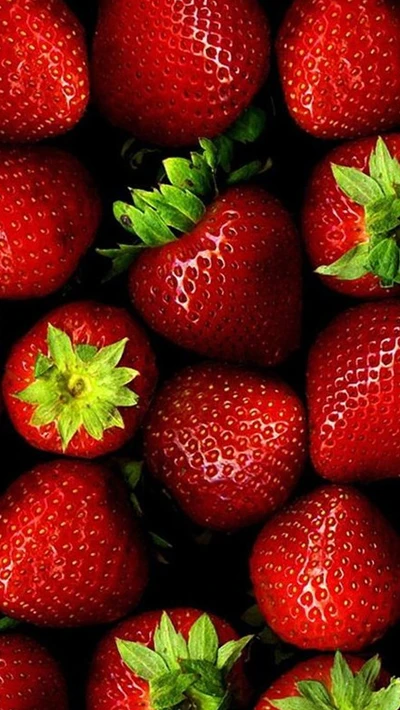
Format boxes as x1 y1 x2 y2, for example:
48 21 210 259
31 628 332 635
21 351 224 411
0 0 89 142
303 135 400 298
250 485 400 651
307 300 400 483
2 301 157 458
256 652 398 710
87 608 252 710
144 362 307 531
0 146 101 299
277 0 400 140
0 459 148 627
92 0 270 147
0 632 68 710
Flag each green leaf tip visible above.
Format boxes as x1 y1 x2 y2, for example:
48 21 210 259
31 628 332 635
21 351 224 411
116 612 253 710
16 324 140 450
320 138 400 287
270 651 400 710
102 105 268 279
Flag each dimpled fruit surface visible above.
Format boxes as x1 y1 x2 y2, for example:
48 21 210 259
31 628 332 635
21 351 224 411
0 460 148 626
144 362 307 530
92 0 270 146
0 0 89 142
250 485 400 651
308 300 400 482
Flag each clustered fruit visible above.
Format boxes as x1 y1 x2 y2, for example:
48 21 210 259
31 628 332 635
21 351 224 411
0 0 399 709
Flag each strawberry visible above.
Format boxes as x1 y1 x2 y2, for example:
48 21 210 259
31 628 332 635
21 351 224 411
277 0 400 140
0 0 89 142
250 485 400 651
303 135 400 298
0 632 68 710
103 119 302 368
0 459 148 627
256 652 399 710
87 608 252 710
92 0 270 147
0 146 101 299
307 300 400 483
144 362 307 531
2 300 157 457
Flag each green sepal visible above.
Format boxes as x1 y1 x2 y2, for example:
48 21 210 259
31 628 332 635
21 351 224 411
225 106 266 144
154 612 188 671
181 659 225 697
116 638 169 679
217 636 253 673
15 325 139 450
0 617 20 631
151 672 199 710
318 138 400 287
97 244 145 280
188 614 219 663
270 651 400 710
226 158 272 186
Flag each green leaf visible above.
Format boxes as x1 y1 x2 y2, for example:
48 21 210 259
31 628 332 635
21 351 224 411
34 353 53 378
188 615 219 664
88 338 128 372
116 638 169 680
163 158 213 197
181 659 225 697
212 136 234 173
76 344 97 363
97 244 145 279
153 613 188 671
216 636 253 673
296 682 333 710
316 242 370 280
367 680 400 710
133 189 194 232
226 107 266 144
149 532 173 550
150 671 198 710
332 163 384 205
270 698 319 710
240 604 264 628
58 406 83 449
330 651 354 708
159 185 205 223
353 656 381 709
0 617 20 630
369 137 400 196
199 138 219 171
226 160 263 185
121 460 143 491
113 202 140 234
367 238 399 285
47 325 75 373
365 197 400 235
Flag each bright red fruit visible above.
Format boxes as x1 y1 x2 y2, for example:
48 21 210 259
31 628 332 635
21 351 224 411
144 362 307 531
307 300 400 483
0 0 89 142
92 0 270 147
250 485 400 651
2 301 157 458
87 608 251 710
130 186 302 367
303 135 400 298
256 653 394 710
0 633 68 710
0 459 148 627
277 0 400 139
0 146 100 299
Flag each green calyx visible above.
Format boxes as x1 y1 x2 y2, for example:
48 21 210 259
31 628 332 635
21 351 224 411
98 107 270 279
271 651 400 710
15 324 140 450
116 612 253 710
317 137 400 287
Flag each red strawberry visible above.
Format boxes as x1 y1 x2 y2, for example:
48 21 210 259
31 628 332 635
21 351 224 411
87 608 252 710
0 146 101 299
256 653 397 710
277 0 400 140
250 485 400 651
144 362 307 531
0 0 89 143
92 0 270 147
0 459 148 627
2 301 157 458
307 300 400 483
303 135 400 298
126 185 301 367
0 632 68 710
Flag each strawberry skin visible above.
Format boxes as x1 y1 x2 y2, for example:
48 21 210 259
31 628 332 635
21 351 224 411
308 300 400 482
303 134 400 298
0 147 101 299
130 186 302 367
0 0 89 142
250 485 400 651
0 633 68 710
87 608 249 710
0 459 148 627
144 362 307 531
92 0 270 147
2 301 157 458
277 0 400 139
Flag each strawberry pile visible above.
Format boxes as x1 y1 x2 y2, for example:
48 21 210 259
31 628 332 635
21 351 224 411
0 0 400 709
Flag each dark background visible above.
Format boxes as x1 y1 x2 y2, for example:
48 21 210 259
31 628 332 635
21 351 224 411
1 1 399 708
